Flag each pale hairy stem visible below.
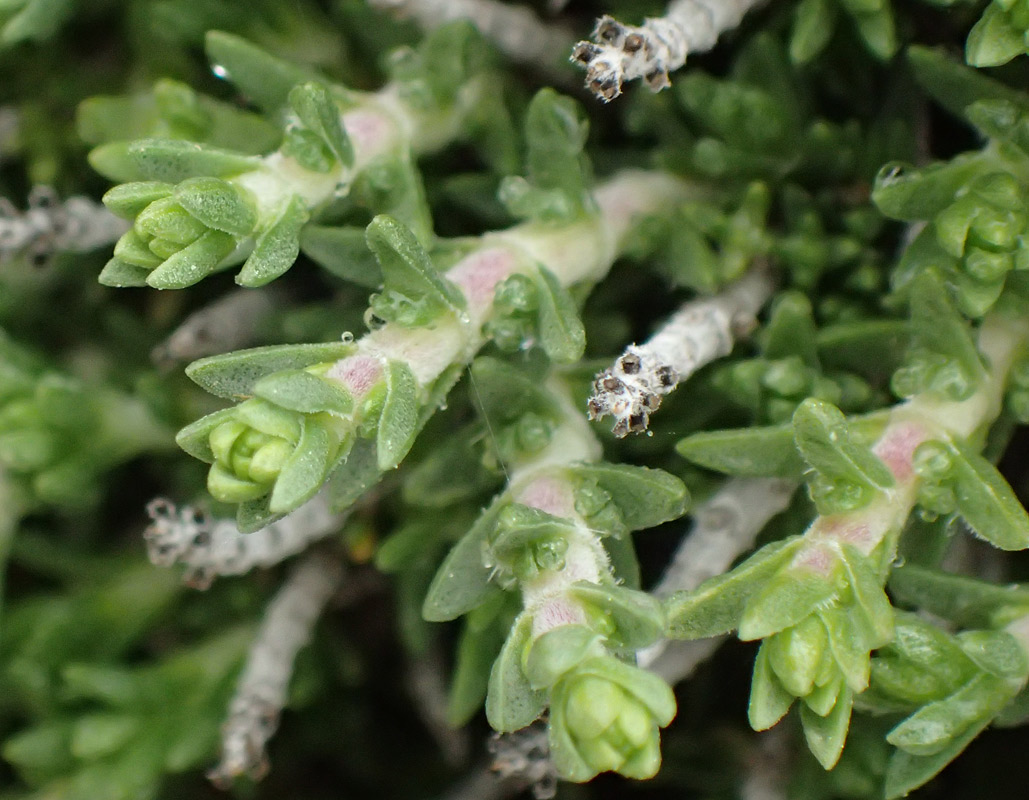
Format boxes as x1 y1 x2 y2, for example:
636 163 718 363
144 493 345 588
209 552 343 786
785 310 1029 585
589 267 773 436
367 0 575 72
151 288 279 366
639 477 797 678
323 170 695 426
571 0 766 100
0 186 127 265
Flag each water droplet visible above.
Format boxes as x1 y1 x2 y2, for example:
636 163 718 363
892 556 906 568
341 331 354 344
211 64 229 80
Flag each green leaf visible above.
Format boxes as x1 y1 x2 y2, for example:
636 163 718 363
739 565 840 641
763 292 819 366
300 225 383 288
908 46 1029 122
948 438 1029 551
790 0 837 64
565 463 688 531
666 536 803 639
534 265 586 363
887 673 1007 755
237 194 310 287
966 4 1026 68
324 437 383 512
820 605 873 690
839 544 893 642
816 320 909 376
102 181 174 219
376 360 419 471
524 625 602 689
288 82 353 166
94 138 259 184
889 565 1029 628
253 370 353 415
353 155 434 246
365 215 464 321
186 342 354 399
677 424 807 478
570 582 666 650
909 270 986 388
174 177 256 236
749 643 795 729
422 496 505 621
269 419 334 513
873 158 982 222
145 229 237 289
792 399 894 495
957 630 1029 680
469 357 557 425
403 427 500 507
204 31 318 113
521 88 592 218
884 719 989 799
485 611 547 732
800 688 853 769
98 258 151 287
175 407 238 462
448 610 509 726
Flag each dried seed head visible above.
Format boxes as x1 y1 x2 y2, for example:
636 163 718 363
571 42 600 65
619 352 641 374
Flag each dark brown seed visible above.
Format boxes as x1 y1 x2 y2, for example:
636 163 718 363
624 33 643 52
657 365 677 387
628 413 647 432
601 375 622 392
619 352 641 374
572 42 599 64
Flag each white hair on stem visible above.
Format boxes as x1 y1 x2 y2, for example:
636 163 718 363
144 494 345 588
208 552 343 786
571 0 766 101
588 268 773 437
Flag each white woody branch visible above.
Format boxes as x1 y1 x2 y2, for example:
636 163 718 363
368 0 574 70
571 0 765 101
639 477 797 680
589 268 772 437
144 494 344 589
0 186 127 266
151 288 278 366
208 553 343 785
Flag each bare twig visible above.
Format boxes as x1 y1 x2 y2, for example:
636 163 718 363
208 553 343 785
589 269 773 436
368 0 574 70
0 186 127 266
151 289 278 367
144 494 344 588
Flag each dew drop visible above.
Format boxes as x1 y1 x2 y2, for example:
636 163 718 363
211 64 229 80
341 331 355 344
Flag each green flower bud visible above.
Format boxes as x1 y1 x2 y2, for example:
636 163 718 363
104 177 258 288
767 615 829 697
549 656 676 782
202 364 355 512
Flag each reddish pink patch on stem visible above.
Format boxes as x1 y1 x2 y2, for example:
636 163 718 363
342 110 390 154
516 477 574 517
533 598 585 634
873 422 927 483
447 248 518 310
793 543 836 576
327 355 383 398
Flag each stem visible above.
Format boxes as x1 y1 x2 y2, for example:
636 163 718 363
144 493 345 588
639 477 797 675
208 553 343 786
793 310 1029 572
589 267 773 436
571 0 766 100
368 0 575 72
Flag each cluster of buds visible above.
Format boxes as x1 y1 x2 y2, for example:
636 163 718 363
967 0 1029 66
